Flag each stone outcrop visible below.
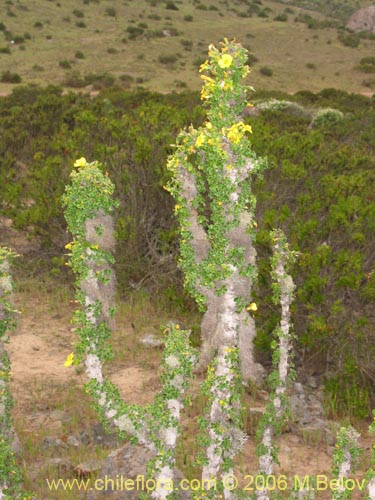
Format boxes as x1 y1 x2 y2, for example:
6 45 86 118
346 6 375 33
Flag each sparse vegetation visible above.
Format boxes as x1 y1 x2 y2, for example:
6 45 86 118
0 70 21 83
260 65 273 76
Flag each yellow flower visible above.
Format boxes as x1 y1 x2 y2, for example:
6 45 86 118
227 122 252 144
246 302 257 312
199 60 209 73
64 352 75 367
65 242 73 250
74 157 87 168
175 324 180 329
196 133 206 147
200 88 211 100
201 75 214 84
205 122 212 129
218 54 233 69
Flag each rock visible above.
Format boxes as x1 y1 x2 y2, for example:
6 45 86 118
307 376 319 389
140 334 164 348
91 422 119 448
79 429 91 446
300 420 337 446
44 458 74 473
87 443 190 500
242 105 260 117
347 6 375 33
10 426 22 455
50 409 72 423
75 459 102 476
43 436 67 449
67 435 81 447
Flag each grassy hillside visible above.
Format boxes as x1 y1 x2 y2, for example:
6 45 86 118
1 0 375 94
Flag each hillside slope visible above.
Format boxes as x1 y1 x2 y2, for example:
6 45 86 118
0 0 375 94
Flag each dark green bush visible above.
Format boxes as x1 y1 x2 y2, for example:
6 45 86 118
274 13 287 21
338 32 360 48
72 9 84 17
183 14 193 21
158 54 178 65
126 25 144 39
259 65 273 76
0 47 11 54
0 70 21 83
59 60 72 69
105 7 116 17
75 50 85 59
356 56 375 74
165 1 178 10
180 39 193 51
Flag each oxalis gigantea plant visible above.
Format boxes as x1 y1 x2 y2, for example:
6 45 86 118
255 230 296 500
165 38 267 385
165 38 268 499
63 158 198 500
0 248 34 500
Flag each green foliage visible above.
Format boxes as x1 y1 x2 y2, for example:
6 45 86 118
249 88 375 410
338 32 360 48
310 107 344 128
324 375 370 419
105 7 116 17
356 56 375 74
0 70 21 83
1 78 375 405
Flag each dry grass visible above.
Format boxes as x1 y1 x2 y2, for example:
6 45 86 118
0 0 375 94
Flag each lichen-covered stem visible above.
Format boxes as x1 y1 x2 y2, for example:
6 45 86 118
331 427 360 500
256 230 295 500
201 279 246 499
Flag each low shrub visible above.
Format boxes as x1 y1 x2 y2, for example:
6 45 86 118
180 39 193 51
356 56 375 74
310 107 344 128
1 70 21 83
274 13 287 21
158 54 178 65
338 32 360 48
59 59 72 69
259 65 273 76
105 7 116 17
165 1 178 10
72 9 84 17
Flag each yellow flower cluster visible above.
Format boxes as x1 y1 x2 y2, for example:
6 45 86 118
226 122 252 144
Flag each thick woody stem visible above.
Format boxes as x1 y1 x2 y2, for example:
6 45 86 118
202 277 246 500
